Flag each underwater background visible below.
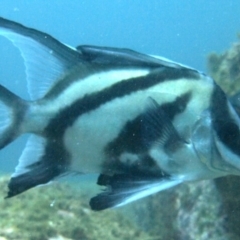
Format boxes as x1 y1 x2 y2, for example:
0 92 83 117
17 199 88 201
0 1 240 239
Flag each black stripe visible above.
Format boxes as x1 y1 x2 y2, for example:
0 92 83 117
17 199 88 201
45 67 199 138
105 92 191 157
211 86 240 156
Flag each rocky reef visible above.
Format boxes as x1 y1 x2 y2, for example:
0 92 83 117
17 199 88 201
208 36 240 95
124 180 227 240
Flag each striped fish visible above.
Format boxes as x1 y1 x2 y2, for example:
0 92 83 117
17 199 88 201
0 17 240 211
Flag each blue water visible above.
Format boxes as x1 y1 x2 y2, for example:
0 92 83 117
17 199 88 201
0 1 239 173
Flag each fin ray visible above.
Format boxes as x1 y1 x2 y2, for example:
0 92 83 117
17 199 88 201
90 173 182 211
0 17 81 100
12 135 46 177
142 97 185 149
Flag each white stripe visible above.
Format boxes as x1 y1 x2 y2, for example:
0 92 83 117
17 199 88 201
42 69 150 113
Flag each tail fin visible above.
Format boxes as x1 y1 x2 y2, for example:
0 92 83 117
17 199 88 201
0 84 27 149
0 17 83 197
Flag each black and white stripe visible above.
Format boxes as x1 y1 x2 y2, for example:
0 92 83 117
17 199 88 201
45 67 199 136
2 17 240 211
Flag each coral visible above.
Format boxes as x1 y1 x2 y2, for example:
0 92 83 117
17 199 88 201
0 176 151 240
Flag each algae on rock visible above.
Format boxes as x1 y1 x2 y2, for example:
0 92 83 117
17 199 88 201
0 176 151 240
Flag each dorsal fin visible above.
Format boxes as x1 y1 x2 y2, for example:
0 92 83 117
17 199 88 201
77 45 188 69
0 17 81 100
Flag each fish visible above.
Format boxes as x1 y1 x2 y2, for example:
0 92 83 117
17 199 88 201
0 17 240 211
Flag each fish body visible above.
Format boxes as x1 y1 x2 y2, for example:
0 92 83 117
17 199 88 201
0 17 240 211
